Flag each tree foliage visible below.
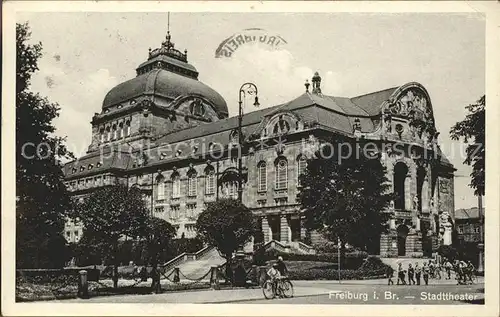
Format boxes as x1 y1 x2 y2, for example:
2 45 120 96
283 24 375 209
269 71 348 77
74 185 149 288
196 199 255 281
16 22 74 268
450 95 485 196
298 138 392 253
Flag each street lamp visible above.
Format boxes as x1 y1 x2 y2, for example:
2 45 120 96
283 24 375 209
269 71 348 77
237 82 260 203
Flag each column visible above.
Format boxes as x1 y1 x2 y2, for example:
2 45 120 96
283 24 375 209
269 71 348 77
280 215 290 244
390 218 396 230
422 178 429 213
404 175 412 210
262 217 270 243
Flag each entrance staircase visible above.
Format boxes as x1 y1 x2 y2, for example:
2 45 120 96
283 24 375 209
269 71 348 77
262 240 316 255
162 246 226 279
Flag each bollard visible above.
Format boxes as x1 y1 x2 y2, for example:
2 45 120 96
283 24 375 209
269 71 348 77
173 267 180 283
251 265 258 285
259 266 267 287
78 270 89 299
210 266 220 290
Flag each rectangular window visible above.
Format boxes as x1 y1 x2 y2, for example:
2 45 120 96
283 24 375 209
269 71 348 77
258 163 267 192
188 176 197 197
172 178 181 198
206 173 216 195
157 182 166 201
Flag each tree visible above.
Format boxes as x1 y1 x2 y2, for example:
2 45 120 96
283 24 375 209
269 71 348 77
450 95 485 196
74 185 149 288
196 199 255 283
16 22 74 268
298 138 392 254
140 217 176 292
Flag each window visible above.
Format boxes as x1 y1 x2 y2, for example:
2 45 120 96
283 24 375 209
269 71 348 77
275 158 288 190
119 122 124 138
187 203 197 218
125 120 131 136
393 162 409 210
112 124 117 140
188 172 197 197
106 126 111 141
171 205 180 218
257 162 267 192
155 206 164 214
205 167 216 195
157 179 166 201
66 231 71 238
457 224 464 234
172 173 181 198
297 155 307 186
222 181 238 199
275 197 288 206
100 128 105 143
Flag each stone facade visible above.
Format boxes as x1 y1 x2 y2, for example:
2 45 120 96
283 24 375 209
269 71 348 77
63 32 455 256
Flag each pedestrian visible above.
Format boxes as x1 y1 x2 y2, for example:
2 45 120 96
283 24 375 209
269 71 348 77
444 260 452 280
415 262 421 285
422 262 429 285
397 263 406 285
407 263 415 285
386 265 394 285
435 261 442 279
429 260 435 279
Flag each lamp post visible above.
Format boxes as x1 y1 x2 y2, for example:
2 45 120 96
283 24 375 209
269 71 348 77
237 83 260 203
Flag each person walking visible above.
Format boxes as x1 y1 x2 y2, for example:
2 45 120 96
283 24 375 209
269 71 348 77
435 261 442 279
397 263 406 285
386 265 395 285
429 260 435 279
415 262 422 285
422 262 430 285
407 263 415 285
444 260 452 280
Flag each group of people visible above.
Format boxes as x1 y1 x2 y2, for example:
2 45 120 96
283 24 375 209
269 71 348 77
386 259 476 286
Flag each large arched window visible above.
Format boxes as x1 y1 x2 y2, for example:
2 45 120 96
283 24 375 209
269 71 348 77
205 166 216 195
106 126 111 142
257 161 267 192
171 172 181 198
157 176 166 201
112 124 117 140
297 155 307 186
99 127 105 143
394 162 409 210
118 122 124 138
275 158 288 190
187 170 198 197
273 116 290 135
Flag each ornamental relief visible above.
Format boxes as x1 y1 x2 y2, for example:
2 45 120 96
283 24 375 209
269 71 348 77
387 89 431 119
171 96 220 122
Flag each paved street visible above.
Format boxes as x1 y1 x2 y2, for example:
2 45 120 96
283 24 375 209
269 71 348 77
64 278 484 305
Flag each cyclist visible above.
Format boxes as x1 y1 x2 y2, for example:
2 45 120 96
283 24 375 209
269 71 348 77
267 262 282 297
276 256 289 277
466 261 476 284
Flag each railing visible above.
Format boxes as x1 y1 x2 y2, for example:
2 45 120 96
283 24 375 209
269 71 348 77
296 241 315 254
161 246 215 273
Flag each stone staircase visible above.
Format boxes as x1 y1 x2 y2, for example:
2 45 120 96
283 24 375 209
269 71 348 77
262 240 316 255
162 246 226 280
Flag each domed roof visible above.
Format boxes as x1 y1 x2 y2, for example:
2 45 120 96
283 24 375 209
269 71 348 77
101 31 228 117
102 69 228 117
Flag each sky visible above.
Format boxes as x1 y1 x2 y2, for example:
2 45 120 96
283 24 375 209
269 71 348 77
17 12 485 210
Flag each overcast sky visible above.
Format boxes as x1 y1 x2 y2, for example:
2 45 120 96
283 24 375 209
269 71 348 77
17 12 485 209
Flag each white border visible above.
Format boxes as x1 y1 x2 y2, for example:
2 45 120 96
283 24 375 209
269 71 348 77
2 2 499 316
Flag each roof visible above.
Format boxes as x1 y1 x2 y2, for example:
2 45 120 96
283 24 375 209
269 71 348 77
454 207 483 219
350 87 399 116
102 69 228 117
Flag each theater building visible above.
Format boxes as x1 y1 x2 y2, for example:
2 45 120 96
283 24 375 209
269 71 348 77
63 31 455 257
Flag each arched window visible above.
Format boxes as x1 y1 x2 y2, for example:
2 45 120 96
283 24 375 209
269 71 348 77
394 162 409 210
275 158 288 190
106 126 111 141
297 155 307 186
118 122 124 138
205 166 216 195
125 120 131 136
257 161 267 192
171 172 181 198
187 171 198 197
112 124 117 140
157 177 166 201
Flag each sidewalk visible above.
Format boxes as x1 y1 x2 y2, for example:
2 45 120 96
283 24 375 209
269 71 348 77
63 281 340 303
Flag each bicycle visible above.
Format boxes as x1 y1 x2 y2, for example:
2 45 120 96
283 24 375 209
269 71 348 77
262 277 294 299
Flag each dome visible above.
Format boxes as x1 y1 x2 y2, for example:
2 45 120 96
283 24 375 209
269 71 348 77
102 69 228 117
101 31 228 117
